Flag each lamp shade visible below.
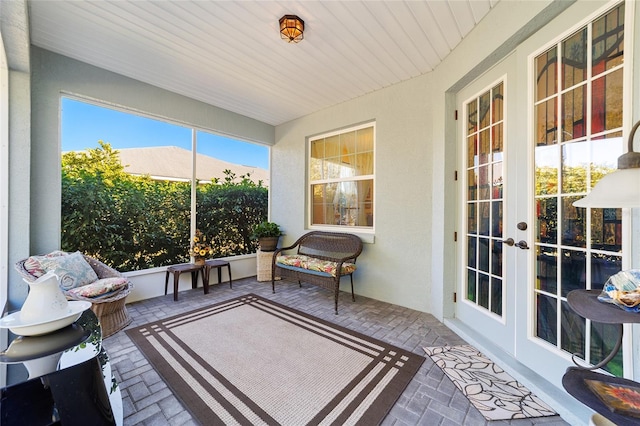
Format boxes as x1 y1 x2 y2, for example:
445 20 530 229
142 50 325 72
279 15 304 43
574 120 640 208
573 168 640 208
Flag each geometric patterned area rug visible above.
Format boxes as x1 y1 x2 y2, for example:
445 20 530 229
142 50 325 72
127 294 424 425
423 345 557 421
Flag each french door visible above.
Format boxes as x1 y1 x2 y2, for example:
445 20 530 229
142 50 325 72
456 2 629 386
455 53 522 357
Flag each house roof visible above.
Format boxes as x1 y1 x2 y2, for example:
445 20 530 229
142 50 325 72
25 0 499 126
118 146 269 186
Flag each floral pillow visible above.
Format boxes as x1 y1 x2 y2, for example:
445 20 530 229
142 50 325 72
67 277 128 299
24 250 67 278
39 251 99 291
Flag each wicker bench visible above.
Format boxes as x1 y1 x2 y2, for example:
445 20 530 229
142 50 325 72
271 231 363 314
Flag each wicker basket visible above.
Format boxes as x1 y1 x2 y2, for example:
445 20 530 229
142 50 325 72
257 249 280 282
15 253 133 338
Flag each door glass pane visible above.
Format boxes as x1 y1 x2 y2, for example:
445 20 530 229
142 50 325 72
467 135 478 168
479 165 490 200
468 237 477 268
591 209 622 252
478 238 490 273
465 83 505 318
561 249 586 297
561 141 588 193
591 69 623 134
591 253 621 287
479 202 490 236
592 5 624 75
468 270 477 303
536 197 557 244
591 323 623 377
562 86 586 140
491 201 502 238
535 145 559 195
478 274 490 309
491 277 502 315
561 196 586 247
479 129 490 165
492 123 504 162
536 294 557 345
467 99 478 133
492 240 503 277
561 300 585 358
533 3 625 376
468 203 477 235
536 246 557 294
535 47 557 101
468 169 478 200
535 99 558 145
562 28 587 89
590 133 623 188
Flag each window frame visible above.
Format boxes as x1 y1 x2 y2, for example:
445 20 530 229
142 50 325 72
60 96 271 270
307 121 376 234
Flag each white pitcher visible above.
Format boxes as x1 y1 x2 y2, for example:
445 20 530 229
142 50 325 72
20 271 69 324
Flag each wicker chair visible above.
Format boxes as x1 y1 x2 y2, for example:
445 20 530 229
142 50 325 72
15 254 133 338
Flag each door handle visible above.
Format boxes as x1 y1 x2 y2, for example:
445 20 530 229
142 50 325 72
504 238 529 249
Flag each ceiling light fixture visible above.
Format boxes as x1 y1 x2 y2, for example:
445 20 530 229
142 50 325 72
574 120 640 208
279 15 304 43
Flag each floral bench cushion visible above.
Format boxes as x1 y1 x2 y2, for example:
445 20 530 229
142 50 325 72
276 254 357 277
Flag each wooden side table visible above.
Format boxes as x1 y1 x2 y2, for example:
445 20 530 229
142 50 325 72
201 259 232 294
164 263 203 301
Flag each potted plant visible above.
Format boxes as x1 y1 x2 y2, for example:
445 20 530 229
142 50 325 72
251 221 282 252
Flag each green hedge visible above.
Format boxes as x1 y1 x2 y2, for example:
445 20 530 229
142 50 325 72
61 142 267 271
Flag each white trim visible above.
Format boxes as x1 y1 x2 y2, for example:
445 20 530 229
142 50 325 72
458 74 509 326
0 31 8 312
0 31 8 389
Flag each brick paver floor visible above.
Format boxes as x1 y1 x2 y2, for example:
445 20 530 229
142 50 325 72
102 276 569 426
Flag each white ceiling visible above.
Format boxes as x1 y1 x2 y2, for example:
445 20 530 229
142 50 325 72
27 0 499 126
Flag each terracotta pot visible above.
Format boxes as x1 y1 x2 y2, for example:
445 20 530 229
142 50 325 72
193 257 205 266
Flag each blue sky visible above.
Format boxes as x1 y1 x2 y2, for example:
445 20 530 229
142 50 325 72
61 97 269 170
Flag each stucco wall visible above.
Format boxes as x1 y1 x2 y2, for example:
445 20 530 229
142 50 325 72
274 75 433 313
272 0 567 317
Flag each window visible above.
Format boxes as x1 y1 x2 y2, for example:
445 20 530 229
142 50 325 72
309 123 374 230
61 98 269 271
533 3 625 375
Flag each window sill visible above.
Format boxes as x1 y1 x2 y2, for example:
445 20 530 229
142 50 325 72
306 227 375 244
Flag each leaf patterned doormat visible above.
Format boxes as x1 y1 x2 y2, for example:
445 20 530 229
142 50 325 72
423 345 557 421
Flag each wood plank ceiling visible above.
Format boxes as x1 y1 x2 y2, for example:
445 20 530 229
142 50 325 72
28 0 499 126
